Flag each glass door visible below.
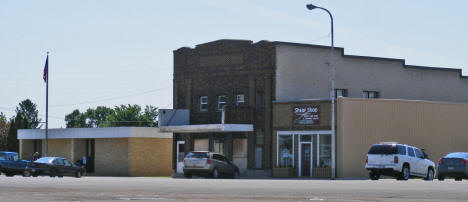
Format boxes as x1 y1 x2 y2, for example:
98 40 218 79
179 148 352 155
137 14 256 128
299 142 313 177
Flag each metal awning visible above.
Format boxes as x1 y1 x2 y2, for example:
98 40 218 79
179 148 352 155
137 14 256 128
159 124 253 133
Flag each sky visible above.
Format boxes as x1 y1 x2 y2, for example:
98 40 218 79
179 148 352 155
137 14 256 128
1 0 467 128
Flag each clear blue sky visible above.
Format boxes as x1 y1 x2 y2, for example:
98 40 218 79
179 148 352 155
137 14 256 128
1 0 467 128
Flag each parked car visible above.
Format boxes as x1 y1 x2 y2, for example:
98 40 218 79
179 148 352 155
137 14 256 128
437 152 468 181
183 151 239 179
0 151 30 177
365 142 435 181
25 157 85 178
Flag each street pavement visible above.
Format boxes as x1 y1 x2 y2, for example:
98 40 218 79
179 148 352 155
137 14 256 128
0 175 468 201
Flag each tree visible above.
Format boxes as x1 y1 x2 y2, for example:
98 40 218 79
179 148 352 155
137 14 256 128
65 104 158 128
6 112 28 152
16 99 41 129
85 106 114 128
0 112 10 150
65 109 87 128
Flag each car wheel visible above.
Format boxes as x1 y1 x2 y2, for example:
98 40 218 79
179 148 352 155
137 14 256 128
369 172 380 180
23 170 31 177
75 171 82 178
425 169 434 181
233 171 240 179
438 174 445 181
5 172 14 177
212 168 219 179
455 177 463 181
399 165 410 181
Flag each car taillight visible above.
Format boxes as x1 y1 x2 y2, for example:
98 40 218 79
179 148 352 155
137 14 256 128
366 156 368 163
394 156 399 164
462 159 467 165
438 158 442 165
206 158 211 164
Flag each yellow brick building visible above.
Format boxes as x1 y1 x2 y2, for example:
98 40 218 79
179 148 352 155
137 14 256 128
18 127 172 177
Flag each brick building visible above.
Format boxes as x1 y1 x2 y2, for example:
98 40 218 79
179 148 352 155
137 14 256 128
168 39 468 178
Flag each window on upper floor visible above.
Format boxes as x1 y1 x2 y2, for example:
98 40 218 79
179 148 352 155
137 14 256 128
217 95 227 111
362 91 379 99
236 94 245 106
199 96 208 112
335 89 348 98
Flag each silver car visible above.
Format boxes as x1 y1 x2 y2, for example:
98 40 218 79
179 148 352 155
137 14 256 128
183 151 239 179
437 152 468 181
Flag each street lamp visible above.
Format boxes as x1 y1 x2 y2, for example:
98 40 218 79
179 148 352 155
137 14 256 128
306 4 336 179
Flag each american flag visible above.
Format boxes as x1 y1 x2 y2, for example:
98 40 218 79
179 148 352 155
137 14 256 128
43 55 48 82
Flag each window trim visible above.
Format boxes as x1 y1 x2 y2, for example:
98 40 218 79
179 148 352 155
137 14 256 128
199 96 208 112
335 89 348 98
217 95 227 111
362 90 380 99
236 93 245 106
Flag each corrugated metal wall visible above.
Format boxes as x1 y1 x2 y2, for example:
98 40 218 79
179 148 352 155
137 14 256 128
337 97 468 178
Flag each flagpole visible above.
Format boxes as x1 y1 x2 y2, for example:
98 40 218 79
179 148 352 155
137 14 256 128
45 51 49 157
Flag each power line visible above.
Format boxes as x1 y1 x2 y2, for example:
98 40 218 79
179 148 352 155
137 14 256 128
49 86 171 108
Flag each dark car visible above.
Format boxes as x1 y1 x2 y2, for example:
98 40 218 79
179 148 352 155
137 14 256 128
437 152 468 181
25 157 85 178
183 151 239 179
0 151 30 177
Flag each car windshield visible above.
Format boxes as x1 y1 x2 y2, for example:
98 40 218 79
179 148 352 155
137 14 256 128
35 157 55 164
368 145 398 155
0 153 5 160
186 152 208 158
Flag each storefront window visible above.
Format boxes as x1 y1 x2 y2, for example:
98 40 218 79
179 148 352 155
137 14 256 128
319 135 331 168
278 135 293 167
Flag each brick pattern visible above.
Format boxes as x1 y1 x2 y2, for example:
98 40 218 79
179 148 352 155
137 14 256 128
173 39 277 170
129 138 173 176
94 138 129 176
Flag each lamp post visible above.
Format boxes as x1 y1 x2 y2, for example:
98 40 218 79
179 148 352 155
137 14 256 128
306 4 336 179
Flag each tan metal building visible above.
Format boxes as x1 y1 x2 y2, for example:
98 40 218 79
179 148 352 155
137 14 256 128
272 97 468 178
337 97 468 178
18 127 173 177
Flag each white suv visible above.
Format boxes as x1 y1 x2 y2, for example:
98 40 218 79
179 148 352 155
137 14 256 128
365 142 435 180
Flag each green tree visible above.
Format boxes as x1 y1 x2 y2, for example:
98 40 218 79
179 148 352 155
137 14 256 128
65 109 87 128
16 99 41 129
65 104 158 128
85 106 114 127
0 112 10 150
6 112 28 152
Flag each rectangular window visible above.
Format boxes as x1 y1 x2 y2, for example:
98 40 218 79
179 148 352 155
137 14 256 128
199 96 208 112
335 89 348 98
278 135 293 167
319 135 331 168
236 94 245 106
217 95 226 111
362 91 379 99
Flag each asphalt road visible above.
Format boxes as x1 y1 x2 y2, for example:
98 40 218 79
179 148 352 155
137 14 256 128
0 176 468 201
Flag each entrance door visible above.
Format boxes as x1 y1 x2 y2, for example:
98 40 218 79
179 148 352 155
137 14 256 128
86 139 95 173
300 143 312 177
233 139 247 175
176 141 185 174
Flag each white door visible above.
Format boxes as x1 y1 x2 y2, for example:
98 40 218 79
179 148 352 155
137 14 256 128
233 139 247 175
176 141 185 174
